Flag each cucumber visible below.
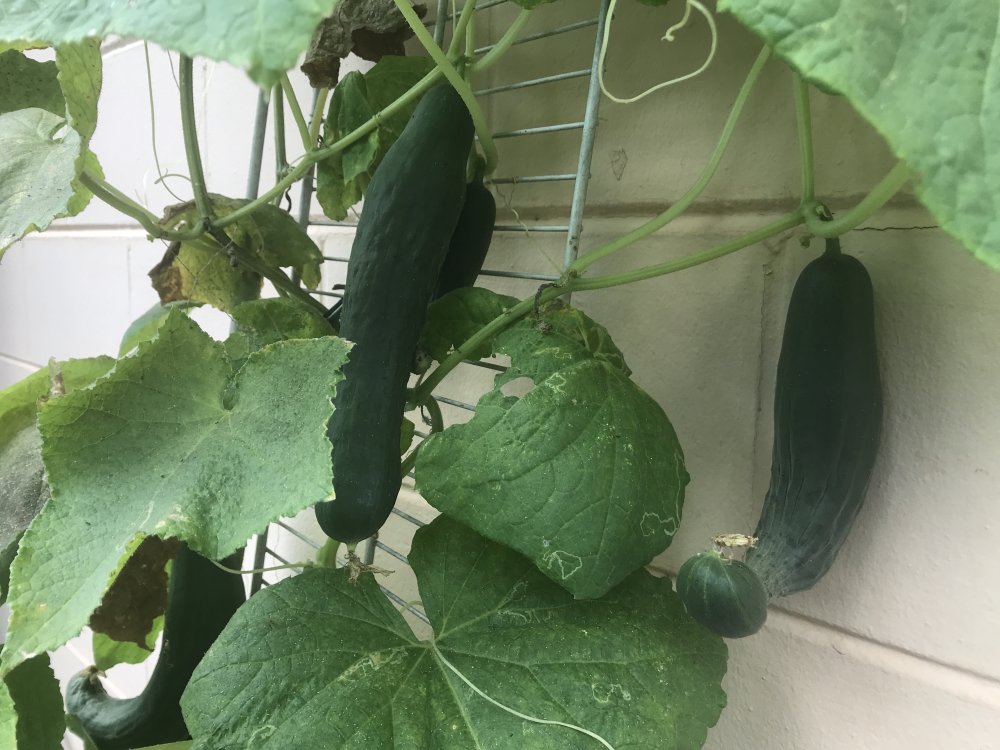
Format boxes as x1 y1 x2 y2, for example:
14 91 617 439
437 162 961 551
676 238 881 636
676 551 768 639
66 544 245 748
315 84 474 543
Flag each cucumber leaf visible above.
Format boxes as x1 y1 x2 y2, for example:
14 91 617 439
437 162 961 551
181 516 727 749
0 312 350 675
316 56 435 221
92 614 164 671
0 683 13 749
419 287 519 363
0 356 114 602
719 0 1000 268
417 293 687 599
0 40 101 257
0 0 337 88
119 301 201 357
3 654 65 750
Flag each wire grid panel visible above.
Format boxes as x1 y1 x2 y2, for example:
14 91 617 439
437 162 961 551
251 0 611 635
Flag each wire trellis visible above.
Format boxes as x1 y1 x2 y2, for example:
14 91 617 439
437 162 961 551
246 0 611 623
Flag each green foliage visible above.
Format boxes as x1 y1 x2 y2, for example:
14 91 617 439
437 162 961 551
719 0 1000 268
420 287 520 363
0 312 349 675
3 654 65 749
0 51 63 116
417 293 687 599
0 0 337 87
151 197 322 312
316 56 435 220
92 615 163 672
181 517 727 749
119 301 201 356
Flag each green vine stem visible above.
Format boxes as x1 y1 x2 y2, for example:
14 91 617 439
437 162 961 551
212 559 313 576
471 9 532 73
213 67 443 230
273 84 289 191
803 161 914 237
448 0 477 57
569 45 772 276
401 445 420 477
309 87 330 145
394 0 499 175
280 73 312 152
424 396 445 433
793 74 815 205
78 170 203 241
415 210 803 402
571 212 803 290
178 55 212 224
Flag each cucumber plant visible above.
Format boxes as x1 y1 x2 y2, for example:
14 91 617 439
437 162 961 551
0 0 994 748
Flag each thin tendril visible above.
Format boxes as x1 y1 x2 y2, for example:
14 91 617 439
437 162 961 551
599 0 718 105
144 42 185 202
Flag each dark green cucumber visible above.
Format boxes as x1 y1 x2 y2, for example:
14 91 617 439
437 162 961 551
315 84 474 542
324 166 496 330
676 551 768 639
677 238 881 638
745 237 882 597
66 544 245 749
434 163 496 299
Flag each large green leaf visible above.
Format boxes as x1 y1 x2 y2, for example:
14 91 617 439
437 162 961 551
0 312 350 674
0 108 81 254
719 0 1000 268
181 516 727 749
3 655 64 749
417 295 688 599
0 1 337 88
0 356 114 600
54 39 101 140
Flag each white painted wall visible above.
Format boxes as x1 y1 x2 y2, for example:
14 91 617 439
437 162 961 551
1 1 999 747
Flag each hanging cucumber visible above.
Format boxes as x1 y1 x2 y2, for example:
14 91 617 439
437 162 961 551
324 158 496 331
677 238 882 637
315 84 475 543
66 544 245 749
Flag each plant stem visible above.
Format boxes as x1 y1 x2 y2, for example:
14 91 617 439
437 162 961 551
793 74 815 205
281 74 313 152
448 0 477 57
178 55 212 223
309 87 330 145
569 44 772 275
213 68 443 230
393 0 499 174
803 161 913 237
570 212 804 290
415 211 804 401
272 84 289 195
79 170 202 241
424 397 445 433
471 9 532 72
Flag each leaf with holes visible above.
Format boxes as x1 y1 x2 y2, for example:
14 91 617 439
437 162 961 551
0 311 350 674
181 516 727 749
417 295 687 599
719 0 1000 268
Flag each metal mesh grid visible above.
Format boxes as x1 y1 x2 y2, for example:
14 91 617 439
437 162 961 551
246 0 611 622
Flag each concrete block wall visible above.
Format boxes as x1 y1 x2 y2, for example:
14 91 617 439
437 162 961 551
1 1 998 747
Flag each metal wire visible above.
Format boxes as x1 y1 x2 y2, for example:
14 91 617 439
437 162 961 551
249 1 609 613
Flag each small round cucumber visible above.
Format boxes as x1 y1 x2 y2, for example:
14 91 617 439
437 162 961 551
676 550 768 639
